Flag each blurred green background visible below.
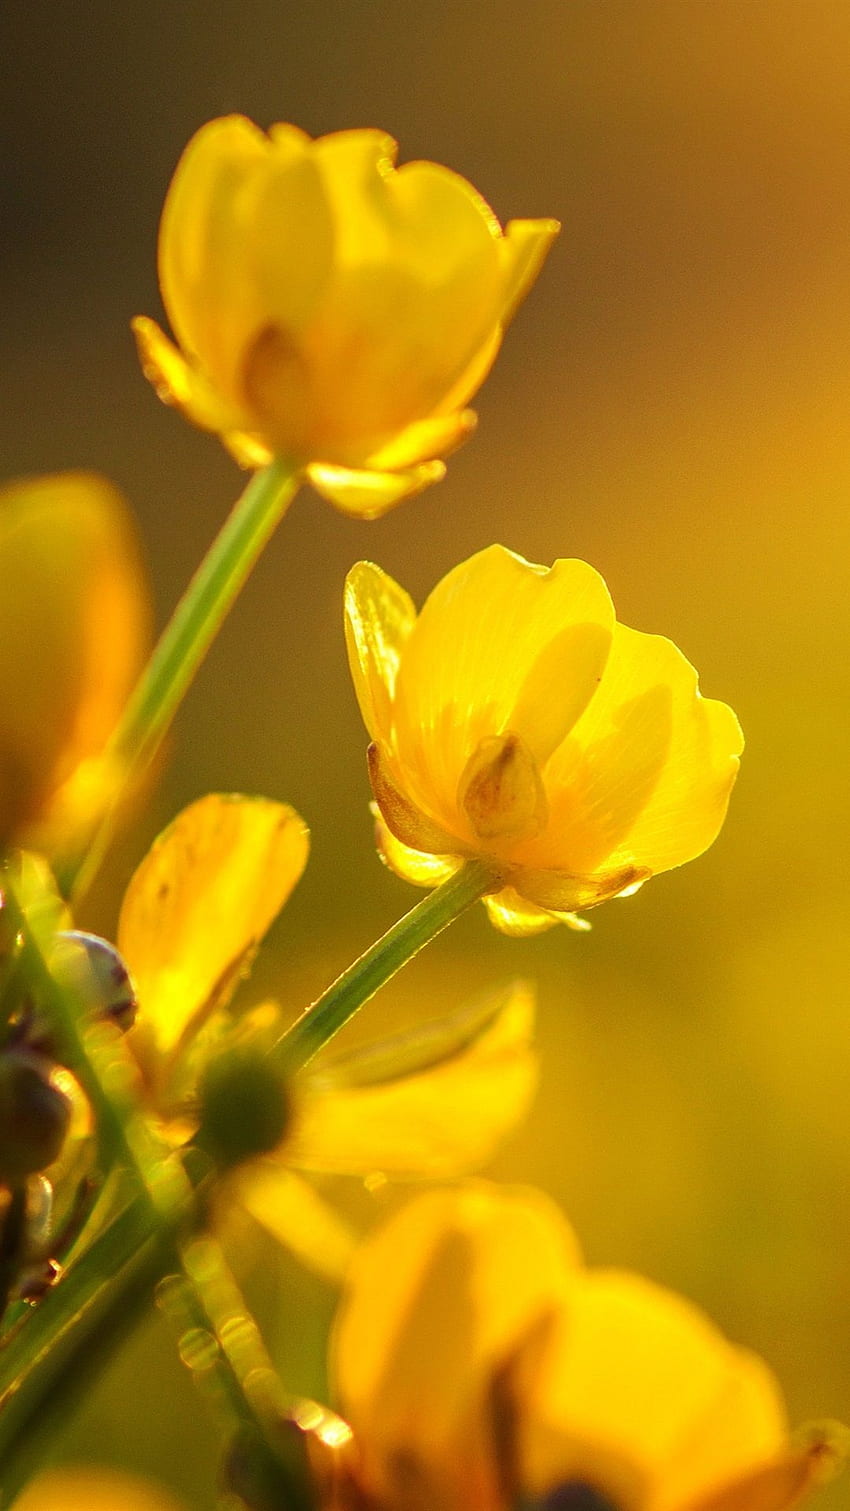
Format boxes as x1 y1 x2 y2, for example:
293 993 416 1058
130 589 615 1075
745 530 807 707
3 1 850 1505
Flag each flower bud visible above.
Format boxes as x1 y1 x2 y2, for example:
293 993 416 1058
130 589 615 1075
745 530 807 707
51 931 138 1032
0 1050 72 1183
197 1048 290 1169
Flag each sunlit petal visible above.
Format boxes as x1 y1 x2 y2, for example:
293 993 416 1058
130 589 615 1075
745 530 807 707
118 794 308 1067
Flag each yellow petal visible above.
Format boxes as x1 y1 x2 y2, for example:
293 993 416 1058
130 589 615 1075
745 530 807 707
344 563 418 743
159 115 332 408
373 809 461 888
534 623 744 877
499 218 561 326
332 1184 581 1509
118 794 309 1070
0 472 148 850
689 1425 848 1511
393 548 615 830
231 1164 356 1284
483 887 563 937
288 980 537 1178
519 1270 787 1505
365 408 477 472
131 315 248 436
307 460 445 517
14 1468 187 1511
368 742 463 855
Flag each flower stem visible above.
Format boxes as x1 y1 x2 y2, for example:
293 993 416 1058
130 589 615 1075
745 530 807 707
62 457 300 901
276 860 496 1071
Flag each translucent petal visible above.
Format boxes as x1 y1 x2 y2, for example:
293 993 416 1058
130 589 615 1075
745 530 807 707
365 409 477 472
499 218 561 325
393 547 614 829
131 317 245 435
529 623 743 876
373 811 461 888
368 742 463 855
14 1468 187 1511
344 563 418 742
119 794 309 1067
520 1271 786 1502
159 115 332 407
332 1185 581 1509
307 460 445 516
0 473 148 849
288 980 537 1177
483 889 561 937
232 1164 355 1284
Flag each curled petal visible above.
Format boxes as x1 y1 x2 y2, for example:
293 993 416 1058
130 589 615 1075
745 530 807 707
306 460 445 517
499 218 562 325
0 473 149 851
119 794 309 1072
344 564 418 743
288 980 537 1178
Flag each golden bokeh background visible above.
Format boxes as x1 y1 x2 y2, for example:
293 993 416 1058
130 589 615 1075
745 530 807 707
3 2 850 1505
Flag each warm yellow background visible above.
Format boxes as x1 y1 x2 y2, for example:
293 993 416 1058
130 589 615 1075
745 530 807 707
3 3 850 1506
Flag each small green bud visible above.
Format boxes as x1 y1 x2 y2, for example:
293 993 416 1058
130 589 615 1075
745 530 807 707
0 1051 72 1183
197 1048 290 1169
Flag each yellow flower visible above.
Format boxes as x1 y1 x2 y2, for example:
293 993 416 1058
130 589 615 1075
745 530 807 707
133 116 559 516
0 473 149 856
14 1467 187 1511
329 1185 844 1511
116 794 537 1279
345 545 744 934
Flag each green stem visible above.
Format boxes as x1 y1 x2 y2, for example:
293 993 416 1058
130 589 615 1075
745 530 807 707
276 860 495 1071
1 885 185 1221
62 457 300 901
0 1193 187 1503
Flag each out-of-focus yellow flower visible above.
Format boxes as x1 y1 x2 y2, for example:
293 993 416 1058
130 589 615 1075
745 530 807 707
15 1466 188 1511
345 546 744 934
0 473 149 856
117 794 536 1279
329 1185 844 1511
133 116 559 516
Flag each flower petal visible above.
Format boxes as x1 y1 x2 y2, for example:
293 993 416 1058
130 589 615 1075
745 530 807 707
533 623 744 877
131 316 248 436
332 1184 581 1510
159 115 332 407
344 564 418 743
392 548 614 828
119 794 309 1070
499 218 561 326
0 473 149 850
519 1271 787 1505
288 980 537 1178
365 409 477 472
231 1164 356 1284
373 809 461 888
307 460 445 517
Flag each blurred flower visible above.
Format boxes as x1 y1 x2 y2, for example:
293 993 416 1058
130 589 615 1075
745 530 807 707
14 1466 188 1511
0 473 149 856
345 546 744 934
327 1184 844 1511
133 116 558 516
117 794 536 1279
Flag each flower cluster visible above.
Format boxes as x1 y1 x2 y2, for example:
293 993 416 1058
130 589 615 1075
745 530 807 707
0 110 840 1511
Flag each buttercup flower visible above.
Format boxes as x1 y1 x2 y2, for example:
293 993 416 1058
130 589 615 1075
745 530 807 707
0 473 149 856
327 1185 843 1511
115 793 536 1277
15 1467 187 1511
133 116 559 515
345 546 744 934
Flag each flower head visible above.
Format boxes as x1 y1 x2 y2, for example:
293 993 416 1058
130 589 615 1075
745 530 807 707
328 1185 844 1511
345 546 744 934
133 117 558 516
0 473 149 857
116 793 536 1279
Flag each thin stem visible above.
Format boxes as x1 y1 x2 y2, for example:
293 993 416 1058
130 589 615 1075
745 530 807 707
276 860 495 1071
1 884 185 1221
62 457 300 901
